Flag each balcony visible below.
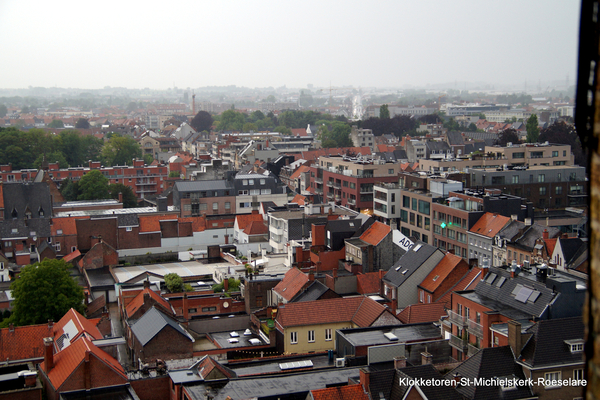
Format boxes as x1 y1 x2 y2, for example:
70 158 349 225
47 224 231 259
136 180 156 186
326 181 334 188
314 177 323 184
135 189 157 194
334 194 341 201
270 226 283 236
449 334 467 351
447 310 467 327
315 188 323 195
347 198 356 205
467 343 480 357
468 320 483 338
333 182 341 189
327 192 334 199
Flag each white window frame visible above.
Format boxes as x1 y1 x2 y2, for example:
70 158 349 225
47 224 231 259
574 368 584 380
290 331 298 344
544 371 561 388
325 328 332 341
308 330 315 343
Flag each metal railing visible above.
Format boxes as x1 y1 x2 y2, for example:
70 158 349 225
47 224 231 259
449 334 467 351
468 320 483 337
447 310 467 326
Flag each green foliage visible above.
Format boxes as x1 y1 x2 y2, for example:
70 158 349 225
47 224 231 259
190 111 213 132
34 151 69 169
75 118 90 129
444 118 461 132
169 171 181 178
48 119 64 128
379 104 390 119
164 273 184 293
101 134 142 166
249 110 265 122
9 259 85 326
143 154 154 165
60 178 79 201
183 283 193 292
539 121 586 166
108 183 138 208
78 170 110 200
212 277 241 293
317 122 352 148
496 128 521 146
216 110 246 131
275 125 291 135
243 122 258 132
526 114 540 143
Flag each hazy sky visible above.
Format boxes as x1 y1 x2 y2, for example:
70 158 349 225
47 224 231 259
0 0 581 90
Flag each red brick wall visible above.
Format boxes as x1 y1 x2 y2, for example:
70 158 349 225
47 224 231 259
0 388 42 400
160 220 178 238
129 376 171 400
57 356 127 395
431 260 470 302
76 219 118 251
133 326 193 364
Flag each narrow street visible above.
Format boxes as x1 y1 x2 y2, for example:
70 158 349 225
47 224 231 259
108 302 131 369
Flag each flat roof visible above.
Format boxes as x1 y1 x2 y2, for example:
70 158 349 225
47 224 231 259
229 354 335 377
112 261 239 283
338 323 442 347
208 330 267 350
55 206 176 218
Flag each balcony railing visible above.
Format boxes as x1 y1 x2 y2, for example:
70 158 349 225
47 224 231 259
333 182 341 189
447 310 467 326
314 177 323 184
449 334 467 351
467 343 480 356
347 198 356 205
327 192 334 199
468 320 483 338
270 226 283 236
326 181 334 187
315 188 323 195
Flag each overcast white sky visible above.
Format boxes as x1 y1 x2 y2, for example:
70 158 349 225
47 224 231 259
0 0 581 90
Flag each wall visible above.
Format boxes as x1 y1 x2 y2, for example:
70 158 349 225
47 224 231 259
129 375 170 400
133 326 193 365
282 322 353 354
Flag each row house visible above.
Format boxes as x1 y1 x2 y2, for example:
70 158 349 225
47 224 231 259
312 155 401 211
467 212 512 265
343 220 402 273
139 136 181 160
444 264 586 362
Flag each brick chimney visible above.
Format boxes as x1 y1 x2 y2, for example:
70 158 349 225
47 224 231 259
118 192 123 203
421 351 433 365
332 268 337 279
223 277 229 291
143 278 150 289
43 337 54 371
508 320 523 356
308 269 315 281
23 371 37 387
543 229 549 239
359 368 370 390
394 356 406 369
48 319 54 329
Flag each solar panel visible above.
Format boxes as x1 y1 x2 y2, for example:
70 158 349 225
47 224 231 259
515 287 534 303
528 291 541 303
485 273 497 284
511 284 523 296
495 277 506 288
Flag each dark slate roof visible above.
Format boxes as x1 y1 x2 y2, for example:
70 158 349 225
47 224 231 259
0 218 51 239
472 266 555 318
393 149 408 160
117 213 139 227
446 131 464 146
557 238 587 266
425 141 451 152
326 218 361 234
36 239 54 256
366 368 395 400
497 220 525 240
513 224 561 252
383 242 441 287
174 180 234 192
85 266 116 288
291 280 337 303
2 182 52 220
375 152 397 162
395 365 463 400
446 346 533 400
519 316 584 368
131 306 194 346
463 132 498 141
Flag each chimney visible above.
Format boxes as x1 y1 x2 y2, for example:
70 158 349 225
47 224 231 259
43 337 54 371
143 278 150 289
118 192 123 203
84 350 91 390
48 319 54 329
379 269 385 280
391 298 397 315
359 368 370 390
543 229 549 239
143 291 150 306
393 356 406 369
223 277 229 291
508 320 523 356
421 351 433 365
481 258 489 280
183 293 189 320
8 323 14 332
23 371 37 387
308 269 315 281
332 268 337 279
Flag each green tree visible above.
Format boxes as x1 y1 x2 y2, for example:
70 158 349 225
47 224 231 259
101 134 142 166
249 110 265 122
34 151 69 169
216 110 246 131
78 170 110 200
21 105 30 114
108 183 138 208
48 119 64 128
60 178 80 201
143 154 154 165
526 114 540 143
190 111 213 132
169 171 181 178
444 118 461 132
75 118 90 129
380 104 390 119
0 104 7 117
164 273 185 293
8 259 85 327
57 130 85 167
496 128 521 146
212 277 241 293
81 134 104 163
275 125 292 135
243 122 258 132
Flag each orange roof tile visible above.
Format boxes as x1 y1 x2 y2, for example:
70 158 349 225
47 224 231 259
0 323 53 362
289 165 310 180
138 214 178 233
544 238 558 256
469 213 511 238
63 249 81 262
359 221 390 246
356 272 381 295
179 216 207 232
276 297 388 328
419 253 464 293
291 194 307 205
310 384 369 400
52 216 89 236
436 267 482 307
125 288 172 319
398 302 447 324
244 221 268 235
272 268 309 301
41 336 127 390
53 308 103 341
235 213 264 231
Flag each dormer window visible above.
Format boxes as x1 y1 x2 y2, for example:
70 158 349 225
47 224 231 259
11 208 17 219
566 339 584 352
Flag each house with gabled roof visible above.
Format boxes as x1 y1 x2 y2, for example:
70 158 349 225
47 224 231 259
468 212 511 265
550 236 588 273
39 335 130 400
169 355 237 399
344 221 402 273
516 316 585 400
274 296 400 354
397 302 448 324
233 210 269 252
417 252 470 304
382 242 445 310
129 306 194 366
308 383 369 400
0 321 54 364
271 267 313 305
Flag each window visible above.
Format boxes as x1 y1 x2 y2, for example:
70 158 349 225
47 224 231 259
555 186 562 195
412 198 417 211
388 168 394 174
308 330 315 342
243 180 248 185
513 152 525 159
574 369 584 380
552 150 559 157
539 187 546 195
213 202 219 210
225 202 231 209
420 290 424 303
400 210 408 223
260 179 265 185
57 229 63 235
261 188 271 194
202 306 217 312
349 182 356 189
325 328 332 341
290 331 298 344
538 174 545 183
403 196 410 208
544 371 561 387
512 175 519 184
418 200 430 215
126 227 132 232
343 180 348 187
188 308 197 313
55 242 61 252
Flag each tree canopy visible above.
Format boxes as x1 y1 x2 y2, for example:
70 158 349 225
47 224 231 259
318 122 353 148
0 104 7 118
101 134 142 166
538 121 587 166
379 104 390 119
75 118 90 129
7 259 85 327
526 114 540 143
190 111 213 132
164 273 192 293
109 183 138 208
78 170 110 200
496 128 521 146
48 119 64 128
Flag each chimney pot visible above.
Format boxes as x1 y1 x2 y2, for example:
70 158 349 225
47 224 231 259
43 337 54 371
394 356 406 369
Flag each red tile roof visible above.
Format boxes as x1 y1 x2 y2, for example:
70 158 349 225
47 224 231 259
41 336 127 390
289 165 310 180
398 302 447 324
291 128 308 137
272 268 309 302
356 272 381 295
244 221 268 235
0 323 53 362
469 213 511 238
276 296 390 328
419 253 464 293
436 267 482 307
310 384 369 400
544 238 558 256
125 288 172 319
53 308 103 341
63 249 81 262
139 214 178 233
52 216 89 236
359 221 390 246
235 213 264 231
291 194 307 205
179 216 207 232
377 144 397 153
